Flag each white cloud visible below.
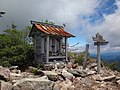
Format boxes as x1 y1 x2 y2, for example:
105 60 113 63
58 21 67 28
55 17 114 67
0 0 99 32
84 0 120 52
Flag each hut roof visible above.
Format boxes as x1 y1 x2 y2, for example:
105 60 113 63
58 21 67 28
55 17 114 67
29 21 75 37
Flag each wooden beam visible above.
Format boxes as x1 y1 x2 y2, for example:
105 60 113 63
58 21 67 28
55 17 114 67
83 44 89 69
94 41 108 45
97 44 101 74
65 37 68 61
46 36 49 63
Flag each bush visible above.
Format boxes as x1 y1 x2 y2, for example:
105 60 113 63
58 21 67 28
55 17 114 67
0 25 34 70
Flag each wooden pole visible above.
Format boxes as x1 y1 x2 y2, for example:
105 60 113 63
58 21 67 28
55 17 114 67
46 36 49 63
65 37 68 62
83 44 89 69
97 44 101 74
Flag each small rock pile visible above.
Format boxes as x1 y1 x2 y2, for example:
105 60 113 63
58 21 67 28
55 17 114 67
0 61 120 90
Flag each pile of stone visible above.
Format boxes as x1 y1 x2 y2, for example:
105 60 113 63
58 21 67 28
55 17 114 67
0 61 120 90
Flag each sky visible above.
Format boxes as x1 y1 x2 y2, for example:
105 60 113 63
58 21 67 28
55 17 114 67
0 0 120 53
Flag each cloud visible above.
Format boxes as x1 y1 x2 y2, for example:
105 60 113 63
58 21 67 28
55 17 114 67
83 0 120 52
0 0 99 33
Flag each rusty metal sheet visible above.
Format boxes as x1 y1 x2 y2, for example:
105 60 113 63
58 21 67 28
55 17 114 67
35 23 75 37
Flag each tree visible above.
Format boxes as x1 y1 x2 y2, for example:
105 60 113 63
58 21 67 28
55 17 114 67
0 24 34 70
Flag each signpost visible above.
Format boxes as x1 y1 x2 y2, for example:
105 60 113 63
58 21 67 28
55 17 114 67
92 33 108 74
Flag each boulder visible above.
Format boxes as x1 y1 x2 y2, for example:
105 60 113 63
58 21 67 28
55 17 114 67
116 80 120 84
53 79 75 90
96 75 116 81
43 71 59 81
87 70 96 75
0 81 12 90
10 73 22 80
10 70 21 74
12 77 54 90
67 62 73 69
44 64 54 70
62 69 74 80
101 75 116 81
68 69 81 77
87 63 97 69
0 66 10 81
9 66 18 70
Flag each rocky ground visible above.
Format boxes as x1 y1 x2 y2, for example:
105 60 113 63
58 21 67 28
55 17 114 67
0 61 120 90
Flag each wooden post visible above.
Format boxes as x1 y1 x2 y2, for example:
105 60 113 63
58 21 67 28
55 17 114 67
59 38 62 53
83 44 89 69
92 33 108 74
65 37 68 61
41 37 44 53
97 44 101 74
46 36 49 63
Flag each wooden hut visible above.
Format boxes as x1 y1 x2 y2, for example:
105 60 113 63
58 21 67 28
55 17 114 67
29 21 75 63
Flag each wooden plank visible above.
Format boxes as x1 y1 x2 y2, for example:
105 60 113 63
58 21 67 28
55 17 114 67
83 44 89 69
94 41 108 45
49 56 66 59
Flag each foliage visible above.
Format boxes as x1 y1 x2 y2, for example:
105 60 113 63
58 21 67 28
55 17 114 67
103 61 120 72
0 24 34 70
68 52 85 65
44 19 55 25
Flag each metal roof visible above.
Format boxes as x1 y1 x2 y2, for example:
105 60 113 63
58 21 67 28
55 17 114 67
30 21 75 37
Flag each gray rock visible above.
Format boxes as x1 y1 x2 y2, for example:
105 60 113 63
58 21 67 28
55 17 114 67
10 73 22 80
0 80 12 90
12 78 54 90
0 66 10 81
68 69 81 77
87 63 97 69
62 69 74 80
87 70 96 75
43 71 59 81
9 66 18 70
53 79 75 90
102 75 116 81
96 75 116 81
116 80 120 84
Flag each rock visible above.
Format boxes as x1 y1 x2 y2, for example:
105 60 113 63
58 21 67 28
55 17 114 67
0 81 12 90
116 80 120 84
116 76 120 80
96 75 116 81
68 69 81 77
0 66 10 81
67 62 73 69
87 63 97 69
101 75 116 81
10 70 21 74
10 73 22 80
43 71 59 81
53 81 62 90
44 64 54 70
9 66 18 70
53 79 75 90
87 70 96 75
12 78 54 90
75 69 87 78
26 66 38 73
62 69 74 80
